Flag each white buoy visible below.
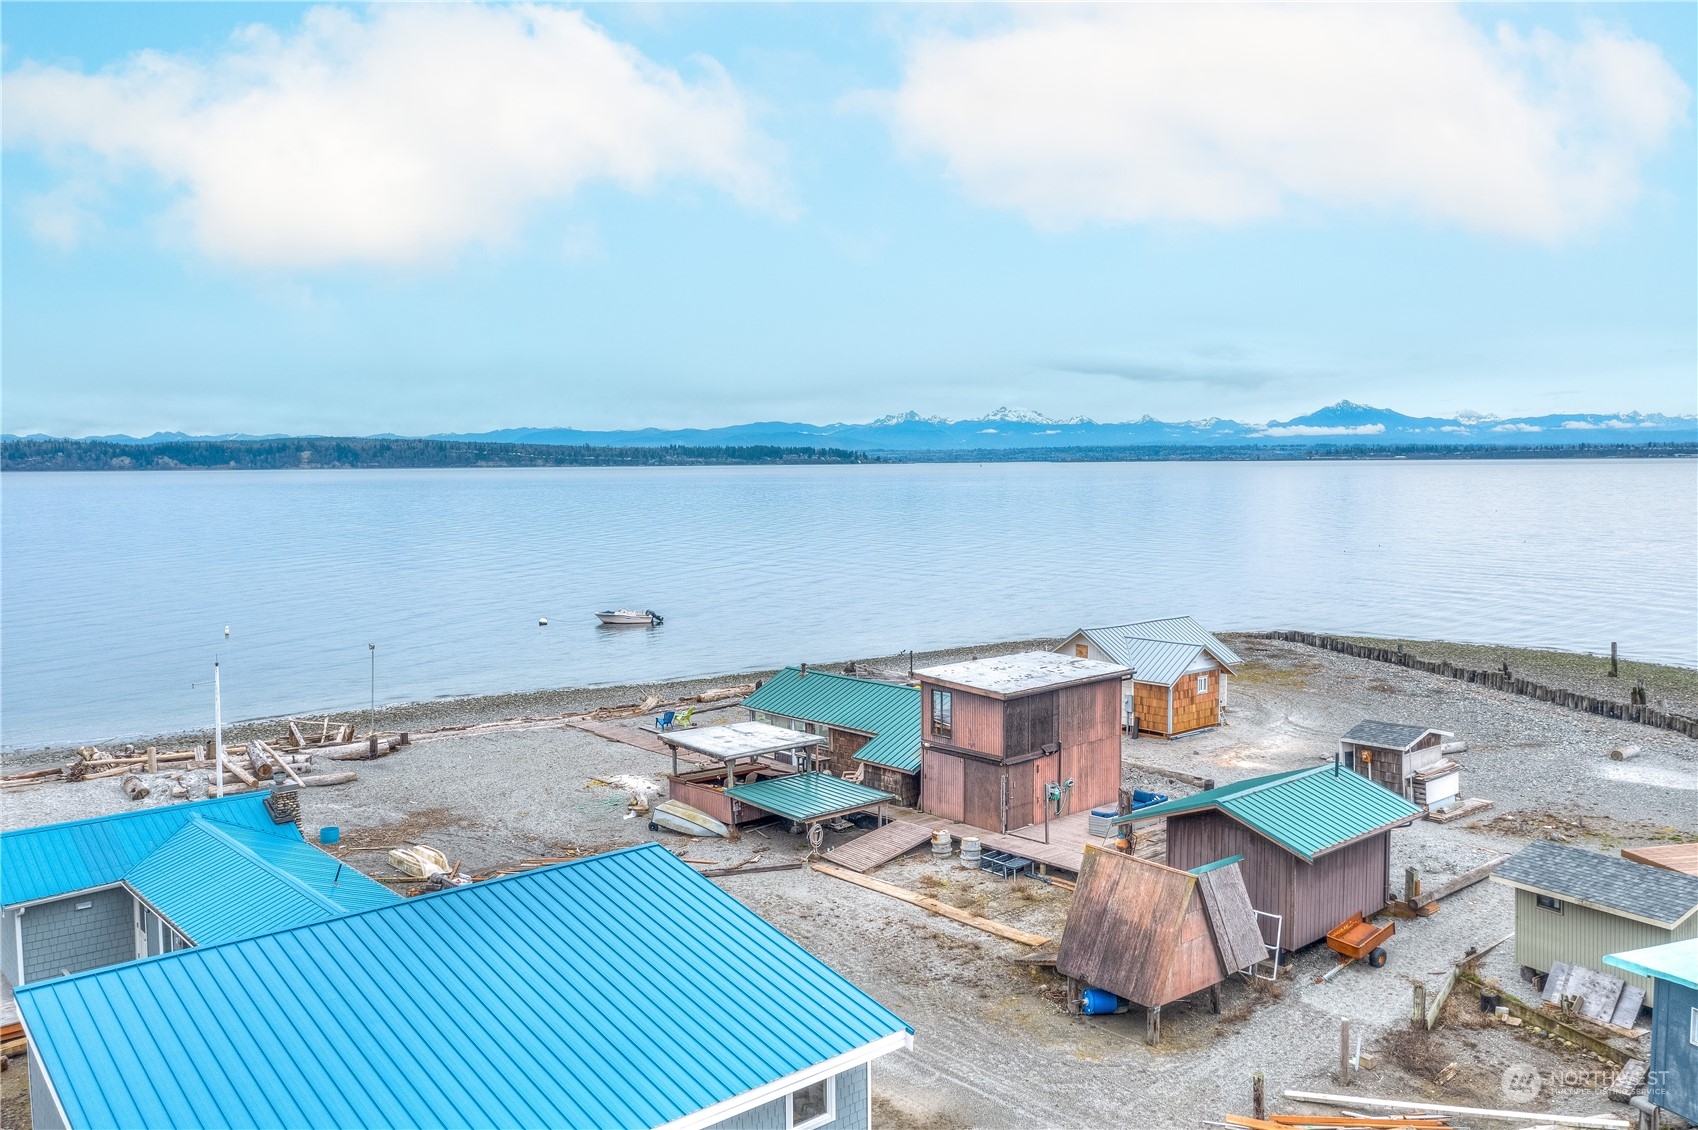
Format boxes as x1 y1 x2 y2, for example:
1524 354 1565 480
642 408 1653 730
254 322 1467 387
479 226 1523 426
224 625 230 638
538 617 549 627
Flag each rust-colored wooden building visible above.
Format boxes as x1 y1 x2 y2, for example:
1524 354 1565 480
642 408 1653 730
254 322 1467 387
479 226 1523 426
916 651 1129 832
1115 765 1423 950
1056 618 1239 737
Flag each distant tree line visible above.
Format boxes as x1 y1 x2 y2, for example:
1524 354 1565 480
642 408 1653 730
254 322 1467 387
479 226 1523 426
898 441 1698 463
0 437 876 471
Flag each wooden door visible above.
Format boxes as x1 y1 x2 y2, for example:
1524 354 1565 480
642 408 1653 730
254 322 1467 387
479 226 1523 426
963 759 1002 831
1005 759 1037 831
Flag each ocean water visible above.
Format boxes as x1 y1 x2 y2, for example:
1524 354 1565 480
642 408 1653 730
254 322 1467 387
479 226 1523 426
3 459 1694 750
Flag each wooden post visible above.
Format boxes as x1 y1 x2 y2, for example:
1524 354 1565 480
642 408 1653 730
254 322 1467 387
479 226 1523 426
146 746 157 773
1065 976 1080 1016
1610 642 1619 677
1145 1005 1161 1046
1404 867 1421 904
1209 984 1221 1014
1252 1073 1266 1121
1338 1019 1352 1084
1412 983 1427 1029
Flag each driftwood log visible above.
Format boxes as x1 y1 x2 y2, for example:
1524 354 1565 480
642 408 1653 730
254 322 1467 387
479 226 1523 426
298 772 357 787
120 773 150 801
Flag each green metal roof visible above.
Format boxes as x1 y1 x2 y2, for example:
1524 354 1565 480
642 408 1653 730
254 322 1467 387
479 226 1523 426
744 667 921 773
725 772 895 824
1605 940 1698 991
1114 765 1422 862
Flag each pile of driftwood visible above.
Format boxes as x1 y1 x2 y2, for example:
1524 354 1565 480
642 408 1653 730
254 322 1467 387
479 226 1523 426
0 734 364 802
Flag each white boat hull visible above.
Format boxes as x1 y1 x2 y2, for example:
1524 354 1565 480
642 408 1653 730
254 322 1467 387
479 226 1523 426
649 800 728 838
596 609 661 625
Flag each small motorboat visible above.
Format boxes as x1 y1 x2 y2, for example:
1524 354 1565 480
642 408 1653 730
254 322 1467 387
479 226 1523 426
596 608 663 626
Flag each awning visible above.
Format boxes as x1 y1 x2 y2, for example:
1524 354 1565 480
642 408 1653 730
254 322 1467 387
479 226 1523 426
724 773 894 824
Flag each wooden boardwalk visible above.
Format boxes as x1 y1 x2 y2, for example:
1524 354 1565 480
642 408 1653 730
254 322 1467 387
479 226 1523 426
823 821 937 872
890 809 1165 875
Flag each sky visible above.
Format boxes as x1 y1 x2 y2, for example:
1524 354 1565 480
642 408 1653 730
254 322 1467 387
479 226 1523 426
2 2 1694 436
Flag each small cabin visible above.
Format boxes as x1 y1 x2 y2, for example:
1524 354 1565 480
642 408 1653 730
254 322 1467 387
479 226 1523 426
915 651 1129 833
1056 617 1239 737
1116 766 1422 950
1605 940 1698 1125
744 666 921 805
1492 840 1698 1004
1339 720 1456 804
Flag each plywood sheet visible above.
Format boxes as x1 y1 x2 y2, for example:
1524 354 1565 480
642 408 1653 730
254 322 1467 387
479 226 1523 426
1196 862 1267 974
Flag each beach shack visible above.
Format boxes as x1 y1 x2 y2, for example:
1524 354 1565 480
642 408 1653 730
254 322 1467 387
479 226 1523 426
1338 720 1457 805
0 791 395 987
1492 840 1698 1004
1056 847 1267 1044
660 721 894 835
1115 765 1422 950
916 651 1129 833
15 844 914 1130
1605 940 1698 1125
1055 617 1239 737
745 666 922 805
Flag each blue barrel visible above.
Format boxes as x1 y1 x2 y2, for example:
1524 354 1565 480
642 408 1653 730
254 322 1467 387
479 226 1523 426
1080 988 1124 1016
318 826 340 845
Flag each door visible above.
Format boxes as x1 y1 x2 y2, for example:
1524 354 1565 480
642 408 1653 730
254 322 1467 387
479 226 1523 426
962 759 1002 831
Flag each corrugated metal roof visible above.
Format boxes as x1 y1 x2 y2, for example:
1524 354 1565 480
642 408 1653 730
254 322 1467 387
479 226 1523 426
1494 840 1698 928
1079 632 1204 686
126 818 397 945
745 667 921 772
1114 766 1422 862
1076 617 1241 669
0 795 285 907
725 772 895 823
1605 939 1698 991
17 843 912 1130
1341 720 1448 750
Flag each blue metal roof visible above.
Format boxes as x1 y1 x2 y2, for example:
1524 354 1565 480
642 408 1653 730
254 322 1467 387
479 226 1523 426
1605 939 1698 991
17 842 912 1130
126 818 397 945
1114 765 1422 862
0 795 285 907
745 667 922 772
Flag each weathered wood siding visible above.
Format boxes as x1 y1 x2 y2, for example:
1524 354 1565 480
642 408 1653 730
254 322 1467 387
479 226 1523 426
1168 670 1220 735
1510 888 1697 1004
826 728 871 776
1059 679 1122 813
1162 893 1227 1005
962 757 1003 830
920 749 965 823
1166 811 1392 949
859 763 918 806
922 685 1003 758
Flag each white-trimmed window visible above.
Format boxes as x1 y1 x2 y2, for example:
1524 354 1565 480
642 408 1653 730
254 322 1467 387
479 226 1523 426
1535 894 1563 914
787 1076 834 1130
1197 675 1209 693
931 689 952 737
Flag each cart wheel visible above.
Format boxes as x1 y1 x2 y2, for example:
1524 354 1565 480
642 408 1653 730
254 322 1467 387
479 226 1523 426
648 822 659 833
1367 947 1388 968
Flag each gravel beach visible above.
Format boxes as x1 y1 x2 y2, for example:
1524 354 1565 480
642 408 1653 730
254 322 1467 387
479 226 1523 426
3 634 1692 1129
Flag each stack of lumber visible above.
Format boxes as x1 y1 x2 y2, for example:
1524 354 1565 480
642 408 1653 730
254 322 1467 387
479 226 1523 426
1227 1118 1453 1130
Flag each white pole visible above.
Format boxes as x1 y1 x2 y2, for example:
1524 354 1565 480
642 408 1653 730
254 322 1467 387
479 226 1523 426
214 660 225 799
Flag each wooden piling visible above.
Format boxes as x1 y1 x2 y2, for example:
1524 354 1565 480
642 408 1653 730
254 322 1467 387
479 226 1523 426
1252 1073 1265 1121
1338 1019 1352 1085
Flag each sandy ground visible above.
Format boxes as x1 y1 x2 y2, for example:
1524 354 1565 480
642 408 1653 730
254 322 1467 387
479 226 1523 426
3 636 1693 1129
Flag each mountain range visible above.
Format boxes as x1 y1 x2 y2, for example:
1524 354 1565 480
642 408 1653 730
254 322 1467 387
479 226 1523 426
8 402 1694 452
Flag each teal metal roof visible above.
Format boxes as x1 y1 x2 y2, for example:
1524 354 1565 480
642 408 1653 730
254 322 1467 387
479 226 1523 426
126 818 397 945
0 795 284 907
17 843 912 1130
745 667 921 772
725 772 895 823
1605 939 1698 991
1114 765 1421 862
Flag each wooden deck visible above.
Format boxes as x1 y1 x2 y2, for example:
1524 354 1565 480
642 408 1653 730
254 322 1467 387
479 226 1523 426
891 809 1165 875
569 719 713 765
823 820 937 872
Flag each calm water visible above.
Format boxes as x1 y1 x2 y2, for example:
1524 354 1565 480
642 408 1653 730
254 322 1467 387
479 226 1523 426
3 460 1694 750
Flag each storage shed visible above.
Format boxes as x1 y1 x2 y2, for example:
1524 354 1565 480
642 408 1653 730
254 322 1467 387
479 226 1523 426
1605 940 1698 1124
1339 720 1456 804
1057 847 1267 1043
16 843 913 1130
745 666 922 804
1056 617 1239 737
916 651 1129 832
1114 766 1422 950
0 792 395 987
1492 840 1698 1004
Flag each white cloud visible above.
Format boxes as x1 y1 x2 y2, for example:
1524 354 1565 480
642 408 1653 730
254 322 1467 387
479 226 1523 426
1494 423 1543 432
3 5 783 267
1255 423 1385 437
878 6 1689 241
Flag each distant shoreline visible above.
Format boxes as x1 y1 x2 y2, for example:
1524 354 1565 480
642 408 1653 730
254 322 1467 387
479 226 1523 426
2 435 1693 471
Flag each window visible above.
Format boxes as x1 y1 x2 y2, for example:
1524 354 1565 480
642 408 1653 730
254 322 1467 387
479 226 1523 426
931 689 952 737
1197 674 1209 693
1535 894 1563 914
788 1077 834 1130
1690 1007 1698 1047
1074 643 1088 658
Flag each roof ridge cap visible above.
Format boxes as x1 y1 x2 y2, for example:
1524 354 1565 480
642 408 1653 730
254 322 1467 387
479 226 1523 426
144 817 345 916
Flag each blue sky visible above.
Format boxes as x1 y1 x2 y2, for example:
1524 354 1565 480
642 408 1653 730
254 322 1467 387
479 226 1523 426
3 3 1694 436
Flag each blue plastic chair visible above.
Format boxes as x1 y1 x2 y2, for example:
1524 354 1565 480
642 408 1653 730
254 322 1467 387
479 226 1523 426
656 710 676 731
